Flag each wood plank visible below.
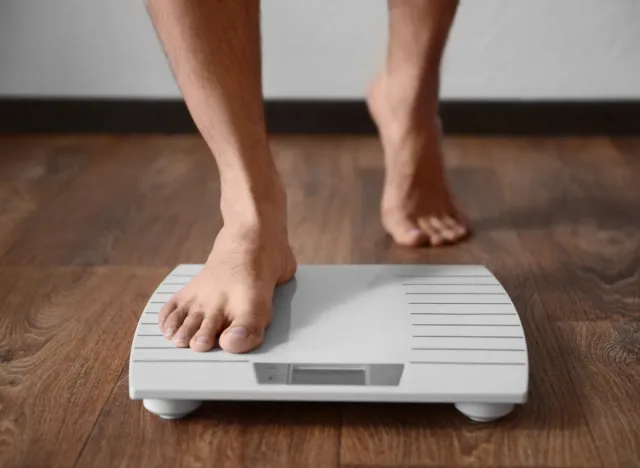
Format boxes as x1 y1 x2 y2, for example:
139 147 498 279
610 138 640 172
105 136 223 265
273 136 357 264
555 322 640 468
1 137 156 266
75 365 340 468
492 137 639 322
0 136 93 259
1 136 224 267
0 266 165 468
491 138 640 466
2 135 361 267
339 463 605 468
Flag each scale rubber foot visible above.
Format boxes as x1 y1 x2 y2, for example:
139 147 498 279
143 399 202 420
454 402 514 422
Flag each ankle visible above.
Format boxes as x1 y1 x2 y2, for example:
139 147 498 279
369 71 439 133
220 168 287 228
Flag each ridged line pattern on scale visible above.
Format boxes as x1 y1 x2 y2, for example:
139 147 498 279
401 271 526 367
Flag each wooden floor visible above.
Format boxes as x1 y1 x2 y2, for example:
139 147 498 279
0 134 638 468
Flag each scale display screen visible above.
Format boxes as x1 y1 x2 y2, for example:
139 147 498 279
254 362 404 386
290 365 366 386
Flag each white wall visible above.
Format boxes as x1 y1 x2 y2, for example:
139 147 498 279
1 0 639 100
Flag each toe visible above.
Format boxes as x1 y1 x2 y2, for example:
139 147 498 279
396 227 427 247
158 297 178 330
219 322 262 354
162 307 188 339
417 218 444 246
383 211 429 246
442 215 469 239
428 216 458 243
172 311 204 347
190 314 225 352
219 301 271 354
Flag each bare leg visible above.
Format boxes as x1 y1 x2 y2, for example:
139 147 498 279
146 0 296 353
368 0 469 247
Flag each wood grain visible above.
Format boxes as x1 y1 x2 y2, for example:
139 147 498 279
0 134 638 467
0 266 165 468
0 136 91 258
556 322 640 468
75 366 340 468
490 138 639 322
1 136 223 267
273 135 357 264
490 138 640 468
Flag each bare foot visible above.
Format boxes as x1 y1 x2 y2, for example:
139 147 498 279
158 204 297 354
367 73 469 247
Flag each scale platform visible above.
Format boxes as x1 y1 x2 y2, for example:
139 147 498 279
129 264 529 422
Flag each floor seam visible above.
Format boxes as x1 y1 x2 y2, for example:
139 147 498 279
72 360 128 468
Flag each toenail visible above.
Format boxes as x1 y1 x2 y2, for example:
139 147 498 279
226 327 247 339
163 328 175 337
195 336 208 344
173 334 186 342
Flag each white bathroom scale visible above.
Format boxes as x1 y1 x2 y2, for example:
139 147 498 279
129 264 529 422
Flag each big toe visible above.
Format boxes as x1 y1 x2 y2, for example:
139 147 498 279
382 210 430 246
218 301 271 354
219 323 265 354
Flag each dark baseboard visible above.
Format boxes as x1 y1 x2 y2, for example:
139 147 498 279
1 98 639 135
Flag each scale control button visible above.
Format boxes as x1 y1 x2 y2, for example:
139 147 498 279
254 363 289 384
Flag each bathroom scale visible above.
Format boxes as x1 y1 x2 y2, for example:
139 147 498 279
129 264 529 422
